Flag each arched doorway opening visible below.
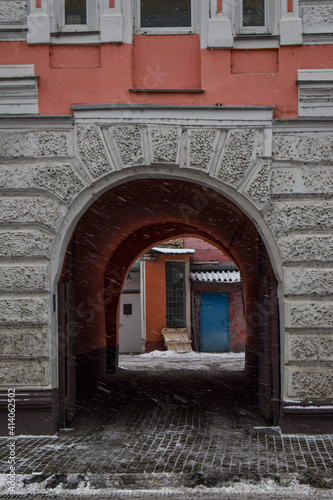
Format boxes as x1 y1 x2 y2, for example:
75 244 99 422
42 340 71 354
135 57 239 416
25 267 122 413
118 235 246 356
58 178 280 429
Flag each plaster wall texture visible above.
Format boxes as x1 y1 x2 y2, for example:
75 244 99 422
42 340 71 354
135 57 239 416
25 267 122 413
302 2 333 34
0 113 332 406
0 1 27 24
270 127 333 400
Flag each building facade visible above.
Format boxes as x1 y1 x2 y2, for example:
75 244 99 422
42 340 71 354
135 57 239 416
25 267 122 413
0 0 333 434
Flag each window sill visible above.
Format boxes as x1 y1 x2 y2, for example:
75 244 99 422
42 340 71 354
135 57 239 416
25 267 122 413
235 34 278 40
51 30 100 37
50 30 101 45
129 88 205 93
134 28 196 36
233 35 279 49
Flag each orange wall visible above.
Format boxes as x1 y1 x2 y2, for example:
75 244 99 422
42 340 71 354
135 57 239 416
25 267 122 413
145 254 191 351
1 39 333 117
133 35 201 90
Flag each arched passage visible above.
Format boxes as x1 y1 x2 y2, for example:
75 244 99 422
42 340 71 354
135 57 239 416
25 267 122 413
58 178 280 428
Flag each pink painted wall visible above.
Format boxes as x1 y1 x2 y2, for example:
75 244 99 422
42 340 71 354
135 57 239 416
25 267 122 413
183 237 231 263
1 38 333 117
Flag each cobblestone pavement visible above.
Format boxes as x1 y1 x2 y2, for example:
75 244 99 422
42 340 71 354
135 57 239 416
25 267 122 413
1 353 333 496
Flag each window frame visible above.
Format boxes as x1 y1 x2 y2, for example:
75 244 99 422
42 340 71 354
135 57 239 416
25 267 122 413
165 260 187 329
135 0 195 35
57 0 99 33
236 0 273 36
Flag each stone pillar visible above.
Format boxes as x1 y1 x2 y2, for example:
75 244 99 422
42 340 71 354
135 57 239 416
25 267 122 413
0 116 78 435
269 122 333 432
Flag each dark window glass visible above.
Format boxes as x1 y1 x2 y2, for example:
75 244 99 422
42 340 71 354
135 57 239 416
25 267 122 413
141 0 191 28
165 261 186 328
123 304 132 316
243 0 265 27
65 0 87 25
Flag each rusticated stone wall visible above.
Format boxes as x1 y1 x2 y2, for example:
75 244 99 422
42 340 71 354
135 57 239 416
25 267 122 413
0 118 76 390
269 124 333 401
0 0 27 24
302 1 333 32
0 109 332 425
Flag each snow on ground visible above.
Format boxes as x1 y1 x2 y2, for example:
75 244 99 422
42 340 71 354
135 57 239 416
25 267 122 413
119 351 245 372
2 473 333 498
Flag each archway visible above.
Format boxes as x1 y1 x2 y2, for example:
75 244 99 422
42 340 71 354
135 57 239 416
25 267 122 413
58 178 280 428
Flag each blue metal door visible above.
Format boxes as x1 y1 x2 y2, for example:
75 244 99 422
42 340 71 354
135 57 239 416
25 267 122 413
200 293 229 352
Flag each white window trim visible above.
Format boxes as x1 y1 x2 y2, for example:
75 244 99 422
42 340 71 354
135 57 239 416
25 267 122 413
165 260 191 333
236 0 273 36
55 0 99 33
134 0 196 35
28 0 133 45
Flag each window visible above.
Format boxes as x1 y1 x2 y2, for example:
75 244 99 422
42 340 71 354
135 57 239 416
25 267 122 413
140 0 191 28
242 0 265 27
65 0 87 25
56 0 98 34
123 304 133 316
236 0 273 36
136 0 194 32
165 261 186 328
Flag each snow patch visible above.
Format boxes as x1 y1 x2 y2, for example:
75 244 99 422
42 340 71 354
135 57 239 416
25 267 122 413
119 352 246 372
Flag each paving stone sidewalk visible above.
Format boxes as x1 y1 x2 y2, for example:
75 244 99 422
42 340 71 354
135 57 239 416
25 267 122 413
1 353 333 496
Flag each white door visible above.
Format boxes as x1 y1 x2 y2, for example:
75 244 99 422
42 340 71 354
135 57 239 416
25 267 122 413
119 293 142 353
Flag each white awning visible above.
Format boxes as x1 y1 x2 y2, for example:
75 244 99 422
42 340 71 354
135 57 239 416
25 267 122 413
152 247 195 255
190 271 241 283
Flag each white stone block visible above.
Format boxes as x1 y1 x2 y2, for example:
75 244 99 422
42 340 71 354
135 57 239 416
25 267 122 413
0 64 38 114
279 235 333 263
271 166 333 196
0 327 49 357
0 163 84 203
264 200 333 237
100 14 124 43
284 267 333 297
287 367 333 399
287 333 333 362
285 299 333 329
27 11 51 44
0 197 66 231
0 1 27 24
207 18 233 48
0 360 51 387
0 296 50 324
0 231 53 259
280 17 302 46
0 264 49 292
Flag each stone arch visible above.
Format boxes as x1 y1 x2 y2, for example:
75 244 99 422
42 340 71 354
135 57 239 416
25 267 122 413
51 166 283 289
52 105 280 292
47 105 285 430
2 108 333 435
56 172 282 428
